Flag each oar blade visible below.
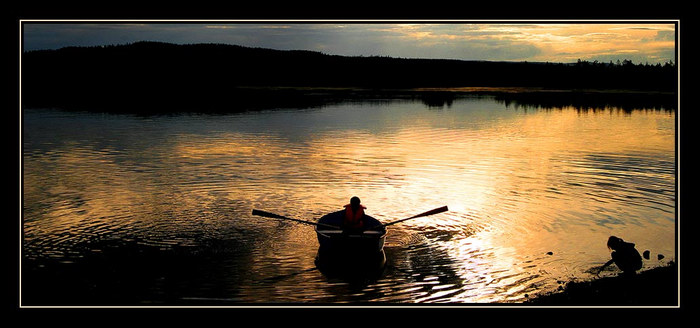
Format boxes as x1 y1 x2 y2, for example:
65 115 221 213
407 205 449 219
252 209 285 219
382 205 449 227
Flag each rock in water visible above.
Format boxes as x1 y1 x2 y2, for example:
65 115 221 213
658 254 665 260
643 250 650 260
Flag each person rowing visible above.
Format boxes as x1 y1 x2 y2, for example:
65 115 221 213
342 196 366 233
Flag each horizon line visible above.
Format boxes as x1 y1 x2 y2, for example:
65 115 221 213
22 40 677 66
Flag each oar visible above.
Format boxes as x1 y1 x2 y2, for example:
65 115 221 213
252 209 342 230
367 206 449 231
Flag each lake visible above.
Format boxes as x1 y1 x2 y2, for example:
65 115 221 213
21 95 676 305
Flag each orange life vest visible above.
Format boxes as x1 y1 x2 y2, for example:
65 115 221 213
343 204 366 229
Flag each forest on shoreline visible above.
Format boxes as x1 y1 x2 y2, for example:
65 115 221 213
21 41 678 112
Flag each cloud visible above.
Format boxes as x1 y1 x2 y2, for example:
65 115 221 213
204 25 237 29
652 30 675 41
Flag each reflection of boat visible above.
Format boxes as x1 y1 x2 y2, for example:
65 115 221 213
314 210 387 254
315 248 387 280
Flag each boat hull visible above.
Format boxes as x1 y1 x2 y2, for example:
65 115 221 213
314 210 388 280
314 210 387 254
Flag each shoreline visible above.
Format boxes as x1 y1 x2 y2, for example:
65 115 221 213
523 262 678 306
21 86 677 114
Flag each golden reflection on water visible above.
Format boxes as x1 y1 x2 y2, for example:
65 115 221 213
22 101 676 303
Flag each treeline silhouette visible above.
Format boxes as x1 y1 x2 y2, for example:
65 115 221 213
21 41 677 112
492 90 676 113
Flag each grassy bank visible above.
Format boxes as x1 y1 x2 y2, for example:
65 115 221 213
524 262 678 306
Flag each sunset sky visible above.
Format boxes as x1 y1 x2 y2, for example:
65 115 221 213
22 21 677 64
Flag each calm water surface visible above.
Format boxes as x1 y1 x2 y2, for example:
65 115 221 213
22 96 676 305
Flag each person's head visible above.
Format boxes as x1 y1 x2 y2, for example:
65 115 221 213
607 236 624 250
350 196 361 209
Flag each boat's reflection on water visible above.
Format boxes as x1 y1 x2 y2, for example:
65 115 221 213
314 248 387 282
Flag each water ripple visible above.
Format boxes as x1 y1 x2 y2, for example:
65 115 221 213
22 101 676 304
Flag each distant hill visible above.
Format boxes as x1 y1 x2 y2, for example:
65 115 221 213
21 41 677 111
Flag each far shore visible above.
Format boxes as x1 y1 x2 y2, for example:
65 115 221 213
21 42 677 114
22 85 677 114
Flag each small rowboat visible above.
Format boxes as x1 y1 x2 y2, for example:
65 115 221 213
251 206 447 268
314 210 388 278
314 210 388 254
252 206 447 280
